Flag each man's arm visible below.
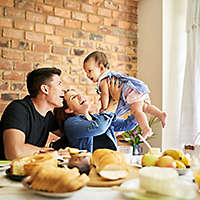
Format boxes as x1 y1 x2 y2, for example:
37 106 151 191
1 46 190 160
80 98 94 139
3 129 52 160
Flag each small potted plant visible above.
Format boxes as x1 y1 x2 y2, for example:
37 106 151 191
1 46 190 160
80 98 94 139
121 116 160 155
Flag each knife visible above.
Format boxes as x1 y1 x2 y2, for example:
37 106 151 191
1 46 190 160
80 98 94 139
138 134 152 153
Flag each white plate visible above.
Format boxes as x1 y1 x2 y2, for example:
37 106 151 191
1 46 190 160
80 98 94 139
120 178 197 200
22 177 82 198
0 161 10 171
120 179 174 200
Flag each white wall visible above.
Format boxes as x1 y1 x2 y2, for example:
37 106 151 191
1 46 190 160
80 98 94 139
137 0 187 150
138 0 163 149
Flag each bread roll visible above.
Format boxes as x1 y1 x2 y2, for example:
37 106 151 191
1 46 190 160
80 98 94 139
91 149 129 180
26 166 89 193
10 153 57 176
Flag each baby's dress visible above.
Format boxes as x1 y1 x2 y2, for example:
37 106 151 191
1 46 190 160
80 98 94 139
97 70 150 116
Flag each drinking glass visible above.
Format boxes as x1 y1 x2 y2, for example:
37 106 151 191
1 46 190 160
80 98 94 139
117 145 133 164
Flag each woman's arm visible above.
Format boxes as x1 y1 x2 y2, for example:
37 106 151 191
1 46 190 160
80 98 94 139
105 77 123 113
64 112 115 138
111 115 138 132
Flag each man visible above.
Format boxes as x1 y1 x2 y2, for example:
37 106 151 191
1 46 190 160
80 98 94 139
0 67 66 160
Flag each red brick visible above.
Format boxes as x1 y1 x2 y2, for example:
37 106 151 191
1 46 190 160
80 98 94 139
104 0 118 9
24 52 43 62
2 49 23 60
64 0 80 10
3 71 24 81
113 0 125 4
104 18 118 27
119 38 130 46
81 3 96 14
88 14 101 24
44 54 62 63
5 8 25 19
64 56 79 65
72 11 87 22
131 23 137 32
52 46 68 55
65 19 81 29
45 35 62 45
54 7 71 18
26 32 44 42
119 20 131 29
14 62 32 71
0 59 12 70
88 0 103 6
0 0 14 7
98 26 112 34
82 22 98 32
35 23 54 34
112 45 125 53
62 74 79 84
15 0 35 11
14 20 34 31
96 42 111 51
80 40 94 49
35 3 53 14
98 8 111 17
0 81 9 90
132 7 137 15
105 35 119 44
119 4 133 13
63 38 78 46
0 37 9 47
47 16 64 26
26 11 45 23
3 28 24 39
0 17 12 28
0 7 3 16
1 93 20 101
55 26 72 37
45 0 63 7
12 40 31 50
71 48 86 56
0 103 7 114
126 0 137 7
33 43 50 53
11 82 26 91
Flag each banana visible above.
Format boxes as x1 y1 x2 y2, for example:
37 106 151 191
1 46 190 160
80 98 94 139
162 149 184 161
175 160 186 168
180 154 191 168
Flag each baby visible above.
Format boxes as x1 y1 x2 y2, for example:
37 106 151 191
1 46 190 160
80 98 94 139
83 51 167 139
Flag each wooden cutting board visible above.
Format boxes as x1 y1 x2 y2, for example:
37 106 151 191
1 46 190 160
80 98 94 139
87 166 139 187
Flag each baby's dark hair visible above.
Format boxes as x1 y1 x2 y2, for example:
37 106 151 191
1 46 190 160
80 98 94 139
83 51 110 69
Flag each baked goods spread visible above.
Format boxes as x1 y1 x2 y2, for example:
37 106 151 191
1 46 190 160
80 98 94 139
10 153 57 176
24 166 89 193
91 149 129 180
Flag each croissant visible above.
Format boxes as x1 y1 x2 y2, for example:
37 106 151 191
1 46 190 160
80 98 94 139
27 166 89 193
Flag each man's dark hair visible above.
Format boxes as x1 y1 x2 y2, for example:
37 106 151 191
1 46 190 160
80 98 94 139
27 67 61 98
83 51 110 69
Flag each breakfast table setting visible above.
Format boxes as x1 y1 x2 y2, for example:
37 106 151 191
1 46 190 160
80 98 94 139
0 147 200 200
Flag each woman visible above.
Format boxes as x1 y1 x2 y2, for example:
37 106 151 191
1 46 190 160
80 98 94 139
55 78 138 152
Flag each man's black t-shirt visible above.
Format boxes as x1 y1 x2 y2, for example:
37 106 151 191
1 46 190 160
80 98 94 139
0 96 58 160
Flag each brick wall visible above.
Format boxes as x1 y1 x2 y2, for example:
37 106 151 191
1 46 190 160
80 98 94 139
0 0 138 116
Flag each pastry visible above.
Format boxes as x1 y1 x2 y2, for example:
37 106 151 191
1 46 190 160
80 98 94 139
26 166 89 193
10 153 57 176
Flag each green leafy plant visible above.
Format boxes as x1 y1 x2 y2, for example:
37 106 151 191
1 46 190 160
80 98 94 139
122 116 160 152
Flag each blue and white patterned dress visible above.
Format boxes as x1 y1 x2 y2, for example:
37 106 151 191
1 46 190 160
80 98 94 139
97 70 150 116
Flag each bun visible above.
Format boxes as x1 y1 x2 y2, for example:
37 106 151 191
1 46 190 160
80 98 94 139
26 166 89 193
91 149 128 180
10 153 57 176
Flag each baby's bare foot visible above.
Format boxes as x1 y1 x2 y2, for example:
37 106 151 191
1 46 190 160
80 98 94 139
160 112 167 128
142 128 153 139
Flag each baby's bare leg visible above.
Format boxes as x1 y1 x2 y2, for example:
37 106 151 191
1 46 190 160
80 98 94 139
130 101 152 139
143 103 167 128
